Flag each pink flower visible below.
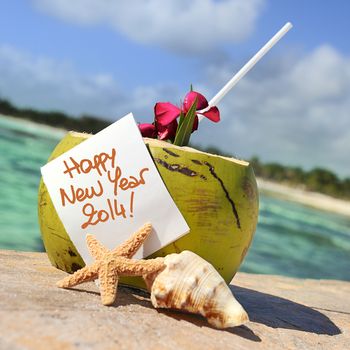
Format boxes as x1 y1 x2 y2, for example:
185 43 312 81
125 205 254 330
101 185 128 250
138 123 157 138
138 119 178 141
156 119 178 140
154 102 181 127
155 91 220 128
138 90 220 142
183 91 220 123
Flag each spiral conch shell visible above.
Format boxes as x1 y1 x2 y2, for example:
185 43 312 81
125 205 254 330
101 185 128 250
145 250 249 329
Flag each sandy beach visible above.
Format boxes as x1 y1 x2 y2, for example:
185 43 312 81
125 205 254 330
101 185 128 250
257 178 350 217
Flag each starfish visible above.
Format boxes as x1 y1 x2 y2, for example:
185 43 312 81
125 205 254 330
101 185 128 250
57 223 165 305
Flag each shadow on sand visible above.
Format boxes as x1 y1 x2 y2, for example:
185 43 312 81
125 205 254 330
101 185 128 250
231 285 341 336
66 283 341 342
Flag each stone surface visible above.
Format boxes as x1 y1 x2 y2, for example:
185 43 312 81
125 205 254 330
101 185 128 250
0 250 348 350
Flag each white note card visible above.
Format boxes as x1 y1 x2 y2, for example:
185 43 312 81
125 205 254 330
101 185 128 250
41 113 189 264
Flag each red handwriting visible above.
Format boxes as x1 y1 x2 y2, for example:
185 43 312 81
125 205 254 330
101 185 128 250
60 180 104 207
81 196 132 229
107 167 149 196
63 148 116 178
129 191 134 217
58 148 150 228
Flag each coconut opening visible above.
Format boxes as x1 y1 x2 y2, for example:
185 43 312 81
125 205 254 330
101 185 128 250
67 131 249 167
144 138 249 166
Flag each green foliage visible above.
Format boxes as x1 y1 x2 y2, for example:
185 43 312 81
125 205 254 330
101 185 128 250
0 98 109 134
252 158 349 200
174 97 198 147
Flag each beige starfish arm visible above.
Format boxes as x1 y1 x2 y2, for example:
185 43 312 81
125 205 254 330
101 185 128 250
99 260 119 306
116 257 165 276
86 234 109 260
112 222 153 258
56 263 99 288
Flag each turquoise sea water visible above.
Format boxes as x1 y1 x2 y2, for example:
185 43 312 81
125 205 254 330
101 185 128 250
1 115 349 281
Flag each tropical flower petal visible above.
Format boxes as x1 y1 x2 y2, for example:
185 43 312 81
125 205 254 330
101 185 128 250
200 106 220 123
154 102 181 126
157 120 178 141
139 123 157 138
183 91 208 113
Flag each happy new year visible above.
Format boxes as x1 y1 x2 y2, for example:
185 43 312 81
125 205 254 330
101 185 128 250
58 148 149 229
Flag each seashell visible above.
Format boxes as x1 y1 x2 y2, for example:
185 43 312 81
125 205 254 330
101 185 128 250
145 250 249 329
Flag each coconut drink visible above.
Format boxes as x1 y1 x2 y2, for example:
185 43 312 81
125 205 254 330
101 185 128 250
38 131 258 287
38 23 292 289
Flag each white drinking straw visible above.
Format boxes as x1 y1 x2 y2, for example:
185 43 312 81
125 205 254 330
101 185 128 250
199 22 293 121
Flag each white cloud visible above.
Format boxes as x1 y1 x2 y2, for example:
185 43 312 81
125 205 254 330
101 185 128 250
0 45 178 121
32 0 265 54
192 45 350 176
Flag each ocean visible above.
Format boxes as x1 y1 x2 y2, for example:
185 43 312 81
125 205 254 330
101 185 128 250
1 115 349 281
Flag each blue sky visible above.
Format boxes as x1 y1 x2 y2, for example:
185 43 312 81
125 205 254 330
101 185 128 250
1 0 350 176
